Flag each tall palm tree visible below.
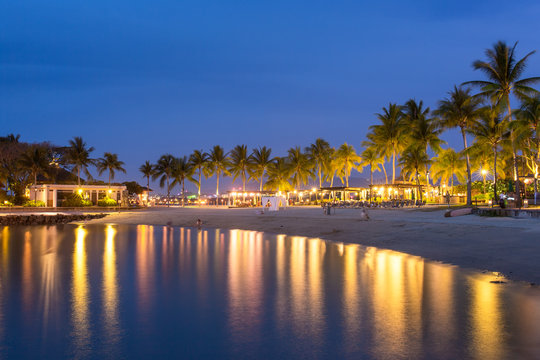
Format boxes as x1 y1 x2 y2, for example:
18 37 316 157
470 105 509 202
208 145 229 197
64 136 95 186
399 146 430 202
366 103 406 183
430 148 466 195
229 145 250 198
265 157 292 192
335 143 361 187
152 154 175 205
139 161 154 194
287 146 313 191
306 138 331 188
434 86 482 205
249 146 273 191
97 152 126 187
360 146 383 187
171 156 195 207
189 149 209 199
19 145 51 202
464 41 540 206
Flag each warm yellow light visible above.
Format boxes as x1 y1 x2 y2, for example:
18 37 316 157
77 189 83 194
311 187 316 192
108 189 112 194
293 190 297 194
481 169 487 176
243 192 247 197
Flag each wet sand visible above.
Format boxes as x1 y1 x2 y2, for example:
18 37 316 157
84 206 540 284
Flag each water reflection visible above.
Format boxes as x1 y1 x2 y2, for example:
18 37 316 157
71 226 91 357
102 225 120 352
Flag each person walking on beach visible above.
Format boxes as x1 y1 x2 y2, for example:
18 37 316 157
445 191 451 207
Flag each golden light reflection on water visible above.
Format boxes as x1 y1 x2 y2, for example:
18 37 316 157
71 226 91 357
102 225 120 348
136 225 155 314
40 226 60 330
0 227 7 344
22 231 33 317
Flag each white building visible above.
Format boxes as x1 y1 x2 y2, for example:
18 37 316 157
28 184 127 207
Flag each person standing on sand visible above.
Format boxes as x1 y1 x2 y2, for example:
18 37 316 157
445 191 451 207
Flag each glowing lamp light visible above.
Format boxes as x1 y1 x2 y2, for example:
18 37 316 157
481 169 488 176
77 189 83 194
108 189 112 194
311 187 316 192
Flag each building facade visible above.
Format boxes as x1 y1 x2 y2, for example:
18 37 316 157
28 184 127 207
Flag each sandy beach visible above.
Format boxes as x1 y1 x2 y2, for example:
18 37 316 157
79 205 540 284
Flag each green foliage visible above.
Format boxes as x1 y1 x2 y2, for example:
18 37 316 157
123 181 144 195
23 200 46 207
61 193 92 207
98 196 117 207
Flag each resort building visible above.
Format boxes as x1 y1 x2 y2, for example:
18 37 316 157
28 184 127 207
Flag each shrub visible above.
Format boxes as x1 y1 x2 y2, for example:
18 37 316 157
23 200 46 207
98 196 117 207
61 193 92 207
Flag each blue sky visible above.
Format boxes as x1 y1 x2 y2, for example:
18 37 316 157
2 0 540 192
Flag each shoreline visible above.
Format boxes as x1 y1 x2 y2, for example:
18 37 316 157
77 206 540 285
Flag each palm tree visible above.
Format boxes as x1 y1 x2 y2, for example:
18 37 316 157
287 146 313 191
171 156 195 206
64 136 95 186
399 146 430 202
430 148 466 195
152 154 175 205
139 161 154 194
249 146 273 191
464 41 540 206
306 138 331 188
189 150 209 199
229 145 250 199
208 145 229 197
470 105 509 202
434 86 482 205
19 145 50 202
335 143 361 187
97 152 126 187
265 158 292 192
366 103 406 184
360 147 383 187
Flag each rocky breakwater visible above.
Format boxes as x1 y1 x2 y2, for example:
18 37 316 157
0 213 108 226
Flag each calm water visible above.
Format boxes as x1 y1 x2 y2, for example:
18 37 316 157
0 225 539 359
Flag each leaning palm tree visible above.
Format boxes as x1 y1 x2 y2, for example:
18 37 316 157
366 103 406 184
208 145 229 197
139 161 154 194
464 41 540 206
97 152 126 187
189 150 209 199
399 146 430 202
171 156 195 207
335 143 361 187
229 145 250 197
265 157 292 192
249 146 273 191
434 86 482 205
287 146 313 191
306 138 331 188
469 105 509 202
19 145 51 202
430 148 466 195
64 136 95 186
152 154 176 205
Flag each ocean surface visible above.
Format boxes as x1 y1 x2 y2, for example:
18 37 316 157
0 224 539 359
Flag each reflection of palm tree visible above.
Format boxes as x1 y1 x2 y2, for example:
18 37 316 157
64 137 95 186
97 152 126 187
399 146 430 202
287 146 313 191
249 146 273 191
265 158 292 192
208 145 229 197
470 105 508 201
435 86 481 205
172 156 195 206
366 103 406 184
464 41 540 206
152 154 175 205
515 96 540 203
335 143 360 187
139 161 154 195
189 150 209 199
430 148 466 195
306 138 331 188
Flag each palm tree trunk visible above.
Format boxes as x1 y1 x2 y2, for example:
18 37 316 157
416 171 422 203
109 171 111 187
382 165 388 184
392 150 396 184
198 168 202 198
370 166 373 201
182 179 185 207
77 167 81 186
166 175 170 207
318 165 322 188
507 101 521 207
493 148 498 206
461 126 472 206
216 170 220 196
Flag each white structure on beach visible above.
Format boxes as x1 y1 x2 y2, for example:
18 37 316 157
261 196 287 211
28 184 127 207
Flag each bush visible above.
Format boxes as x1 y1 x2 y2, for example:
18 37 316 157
61 193 92 207
23 200 46 207
98 196 117 207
